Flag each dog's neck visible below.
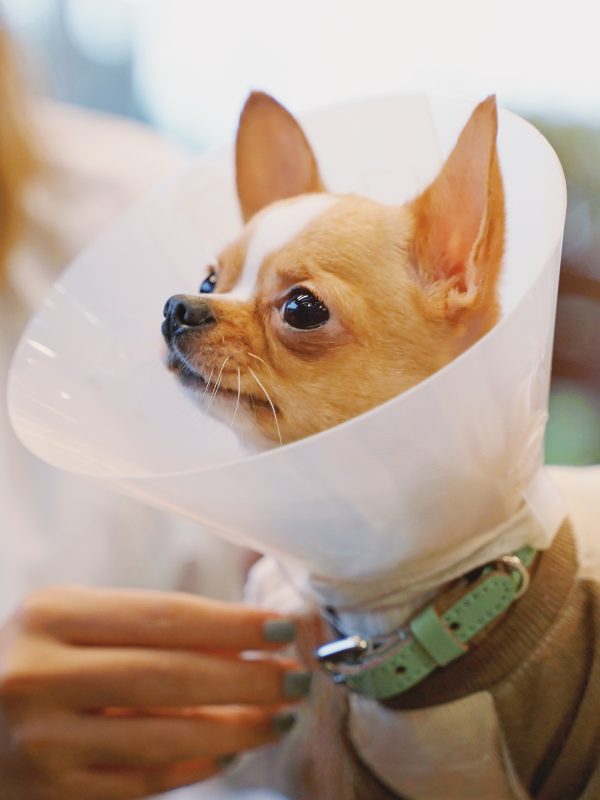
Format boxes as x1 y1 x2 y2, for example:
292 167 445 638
309 503 554 638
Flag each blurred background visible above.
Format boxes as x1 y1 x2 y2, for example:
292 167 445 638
2 0 600 465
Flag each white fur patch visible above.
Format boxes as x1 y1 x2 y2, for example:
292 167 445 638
226 194 339 300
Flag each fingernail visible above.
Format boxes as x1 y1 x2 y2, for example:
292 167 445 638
272 711 298 735
217 753 238 770
283 671 313 699
263 619 297 644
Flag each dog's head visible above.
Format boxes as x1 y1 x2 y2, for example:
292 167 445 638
162 92 505 449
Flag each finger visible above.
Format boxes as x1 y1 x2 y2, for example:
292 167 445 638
64 759 218 800
13 644 311 708
18 707 294 769
87 707 294 766
17 586 297 651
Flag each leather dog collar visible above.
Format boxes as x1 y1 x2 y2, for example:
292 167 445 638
316 546 536 700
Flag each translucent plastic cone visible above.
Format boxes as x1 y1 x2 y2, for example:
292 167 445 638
8 95 567 580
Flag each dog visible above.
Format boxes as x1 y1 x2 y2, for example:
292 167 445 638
161 95 600 800
161 91 504 451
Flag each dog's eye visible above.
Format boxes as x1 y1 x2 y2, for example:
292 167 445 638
283 289 329 330
200 270 217 294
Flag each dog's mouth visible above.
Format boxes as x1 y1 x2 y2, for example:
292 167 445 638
166 350 279 413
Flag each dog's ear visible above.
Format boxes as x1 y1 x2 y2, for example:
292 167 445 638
409 96 505 339
236 91 325 223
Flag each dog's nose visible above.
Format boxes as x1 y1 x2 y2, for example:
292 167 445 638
162 294 216 339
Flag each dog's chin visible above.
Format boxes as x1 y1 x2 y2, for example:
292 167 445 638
165 349 281 452
165 350 206 390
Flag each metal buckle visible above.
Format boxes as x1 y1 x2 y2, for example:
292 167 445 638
496 554 530 600
316 634 372 664
316 635 373 685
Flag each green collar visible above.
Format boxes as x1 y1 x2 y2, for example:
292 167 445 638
316 546 536 700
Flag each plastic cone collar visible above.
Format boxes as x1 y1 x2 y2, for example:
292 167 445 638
8 95 567 580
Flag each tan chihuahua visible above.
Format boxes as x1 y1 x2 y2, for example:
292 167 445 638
162 91 505 449
159 99 600 800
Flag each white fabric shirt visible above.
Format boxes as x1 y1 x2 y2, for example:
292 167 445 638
0 100 285 800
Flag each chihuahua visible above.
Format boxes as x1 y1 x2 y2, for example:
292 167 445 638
160 96 600 800
161 91 504 450
161 94 512 800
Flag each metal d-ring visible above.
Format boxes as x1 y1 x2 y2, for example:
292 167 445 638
498 554 530 600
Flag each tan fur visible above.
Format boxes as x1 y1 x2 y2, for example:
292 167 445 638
409 95 505 349
236 92 324 223
165 93 505 450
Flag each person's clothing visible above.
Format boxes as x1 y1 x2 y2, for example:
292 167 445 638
0 99 245 624
227 465 600 800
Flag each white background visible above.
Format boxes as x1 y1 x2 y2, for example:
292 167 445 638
3 0 600 149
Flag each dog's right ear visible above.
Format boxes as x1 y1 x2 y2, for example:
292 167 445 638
236 92 325 223
408 96 505 343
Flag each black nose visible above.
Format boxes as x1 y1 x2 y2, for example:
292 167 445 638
162 294 216 340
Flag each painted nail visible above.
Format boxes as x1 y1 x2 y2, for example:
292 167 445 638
217 753 238 770
283 671 313 699
263 619 297 644
272 711 298 735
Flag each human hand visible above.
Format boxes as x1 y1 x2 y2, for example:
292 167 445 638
0 586 308 799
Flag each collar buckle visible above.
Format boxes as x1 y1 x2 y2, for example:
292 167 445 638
496 553 531 599
316 634 372 664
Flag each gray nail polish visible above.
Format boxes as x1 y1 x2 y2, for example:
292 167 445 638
272 711 297 735
263 619 297 644
283 671 313 699
217 753 238 770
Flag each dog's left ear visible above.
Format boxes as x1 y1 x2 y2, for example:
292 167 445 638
409 95 505 338
236 91 325 223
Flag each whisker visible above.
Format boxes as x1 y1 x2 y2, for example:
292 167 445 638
246 352 274 379
176 350 213 399
229 366 242 431
248 366 282 447
248 393 258 427
203 353 220 373
206 356 229 412
199 367 216 402
175 345 207 377
190 345 210 364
